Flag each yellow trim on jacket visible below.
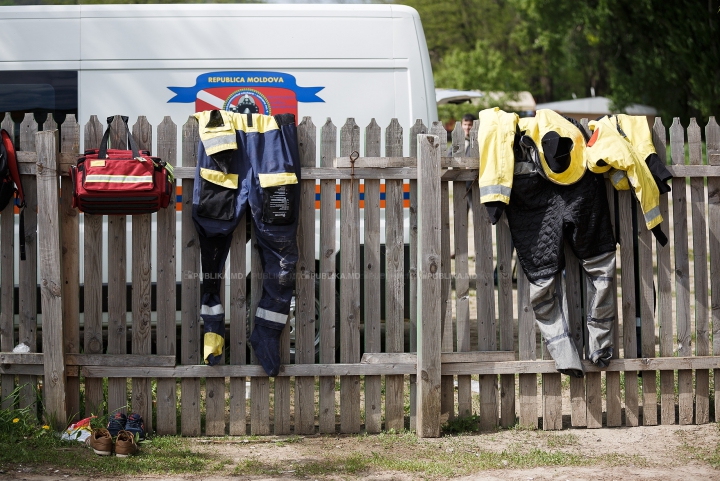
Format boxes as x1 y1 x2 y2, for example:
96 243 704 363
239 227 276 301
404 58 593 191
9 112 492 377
258 172 298 189
200 168 239 189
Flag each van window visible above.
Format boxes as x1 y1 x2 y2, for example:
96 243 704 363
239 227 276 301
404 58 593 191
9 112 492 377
0 70 78 142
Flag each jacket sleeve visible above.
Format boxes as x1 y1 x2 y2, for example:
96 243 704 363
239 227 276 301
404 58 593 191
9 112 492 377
477 107 518 207
587 116 663 232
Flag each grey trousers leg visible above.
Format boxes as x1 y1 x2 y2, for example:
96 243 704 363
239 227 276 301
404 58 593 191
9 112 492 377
581 251 616 367
529 272 585 375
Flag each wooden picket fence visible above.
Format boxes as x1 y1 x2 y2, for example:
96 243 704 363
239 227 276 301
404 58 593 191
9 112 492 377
0 112 719 437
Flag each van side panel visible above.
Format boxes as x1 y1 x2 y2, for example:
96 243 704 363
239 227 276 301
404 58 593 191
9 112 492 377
0 18 79 63
81 17 393 61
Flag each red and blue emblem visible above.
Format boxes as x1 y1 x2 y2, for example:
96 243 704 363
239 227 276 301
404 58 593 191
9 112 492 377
167 71 325 119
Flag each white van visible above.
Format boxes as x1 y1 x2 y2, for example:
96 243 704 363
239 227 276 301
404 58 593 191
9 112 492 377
0 4 437 140
1 4 435 358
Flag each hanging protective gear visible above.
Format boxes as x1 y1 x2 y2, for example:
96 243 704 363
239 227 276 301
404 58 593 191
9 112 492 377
193 110 300 374
478 108 616 375
587 114 670 245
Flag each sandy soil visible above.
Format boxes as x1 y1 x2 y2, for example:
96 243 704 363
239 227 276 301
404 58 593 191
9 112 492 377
4 423 719 481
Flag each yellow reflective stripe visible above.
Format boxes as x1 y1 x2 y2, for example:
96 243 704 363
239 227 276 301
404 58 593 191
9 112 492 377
232 113 280 133
258 172 298 188
85 175 153 183
203 332 224 362
200 168 239 189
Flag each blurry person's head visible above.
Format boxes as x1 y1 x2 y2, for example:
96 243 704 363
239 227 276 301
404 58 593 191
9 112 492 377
462 113 476 138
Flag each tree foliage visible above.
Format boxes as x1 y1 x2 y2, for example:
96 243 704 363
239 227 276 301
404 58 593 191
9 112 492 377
403 0 720 124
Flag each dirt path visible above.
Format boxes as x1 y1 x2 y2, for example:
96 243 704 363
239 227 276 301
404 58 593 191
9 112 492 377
6 423 719 481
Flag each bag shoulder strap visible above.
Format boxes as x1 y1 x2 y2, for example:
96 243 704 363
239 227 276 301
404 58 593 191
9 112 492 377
1 129 25 207
98 116 142 160
1 128 27 261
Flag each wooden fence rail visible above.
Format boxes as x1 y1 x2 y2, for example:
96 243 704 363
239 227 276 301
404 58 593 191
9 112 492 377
1 112 719 436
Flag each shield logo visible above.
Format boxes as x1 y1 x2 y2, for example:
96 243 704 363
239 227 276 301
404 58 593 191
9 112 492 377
168 71 325 121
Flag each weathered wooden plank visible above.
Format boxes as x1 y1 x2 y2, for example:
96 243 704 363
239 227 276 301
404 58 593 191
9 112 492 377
637 202 657 426
429 121 454 424
293 116 317 435
334 156 720 177
385 118 405 431
496 215 515 427
155 116 178 435
670 118 694 425
688 118 710 424
81 115 104 418
603 179 622 428
452 138 472 420
36 160 720 180
416 133 442 438
706 117 720 422
0 114 15 409
250 222 270 435
652 118 675 426
564 245 587 427
58 115 80 422
0 353 176 366
131 117 154 433
318 119 337 434
18 114 38 415
81 355 720 378
517 269 538 428
361 351 515 364
472 178 498 431
618 190 639 426
181 116 201 436
229 211 247 436
542 373 562 430
364 118 382 433
36 130 66 428
408 119 426 431
339 118 361 434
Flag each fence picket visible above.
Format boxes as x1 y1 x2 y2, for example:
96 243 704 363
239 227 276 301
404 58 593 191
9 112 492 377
429 121 455 423
564 246 587 427
18 114 38 415
604 179 622 428
0 113 15 409
181 116 201 436
294 116 317 435
229 210 248 436
82 116 105 418
653 118 675 425
417 133 442 438
36 130 66 427
364 118 382 433
385 118 405 431
131 117 154 432
471 134 499 430
670 118 693 425
517 270 537 428
618 189 639 426
707 117 720 421
60 115 81 422
339 118 361 433
318 119 337 433
496 207 515 428
688 118 710 424
155 116 178 435
408 119 426 431
638 200 657 426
